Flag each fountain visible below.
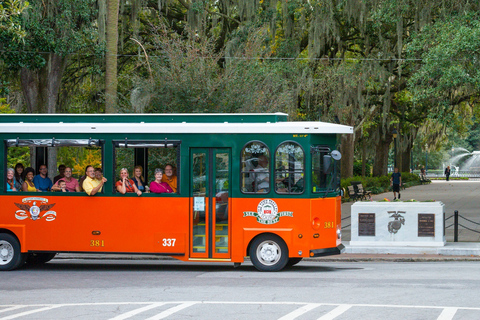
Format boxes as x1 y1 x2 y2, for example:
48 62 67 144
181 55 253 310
449 148 480 175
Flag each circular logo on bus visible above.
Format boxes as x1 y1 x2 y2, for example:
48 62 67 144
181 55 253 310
257 199 278 222
243 199 293 225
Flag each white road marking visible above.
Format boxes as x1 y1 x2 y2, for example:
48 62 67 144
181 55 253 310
317 304 352 320
277 303 322 320
109 303 166 320
437 307 458 320
0 307 24 314
0 305 62 320
144 302 197 320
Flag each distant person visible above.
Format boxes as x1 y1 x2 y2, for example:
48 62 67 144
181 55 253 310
420 166 426 178
83 165 107 196
391 167 402 200
116 168 142 196
132 165 145 192
51 167 80 192
161 164 177 193
22 167 38 192
445 166 451 181
14 163 25 186
53 164 66 184
6 168 20 192
33 164 52 192
150 169 174 193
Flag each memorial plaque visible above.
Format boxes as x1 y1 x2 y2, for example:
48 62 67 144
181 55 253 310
418 213 435 237
358 213 375 236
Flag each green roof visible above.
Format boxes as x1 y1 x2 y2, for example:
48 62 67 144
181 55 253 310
0 113 289 123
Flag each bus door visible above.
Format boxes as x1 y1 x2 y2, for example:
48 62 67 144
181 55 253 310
190 148 231 259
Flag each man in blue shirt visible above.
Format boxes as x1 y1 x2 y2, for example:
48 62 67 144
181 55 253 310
390 167 402 200
33 164 53 192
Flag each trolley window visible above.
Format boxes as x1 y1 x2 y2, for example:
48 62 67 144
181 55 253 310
274 141 304 194
241 141 270 194
113 140 180 194
311 145 331 192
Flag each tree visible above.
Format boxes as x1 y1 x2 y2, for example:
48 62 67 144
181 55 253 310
0 0 28 41
105 0 119 112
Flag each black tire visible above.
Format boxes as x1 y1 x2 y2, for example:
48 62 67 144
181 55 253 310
249 234 289 271
286 257 303 267
0 233 27 271
26 252 57 265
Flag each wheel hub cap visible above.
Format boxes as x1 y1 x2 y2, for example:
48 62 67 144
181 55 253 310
257 241 281 266
0 241 14 265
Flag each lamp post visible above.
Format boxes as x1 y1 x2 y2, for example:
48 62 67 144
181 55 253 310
425 143 428 175
392 129 398 169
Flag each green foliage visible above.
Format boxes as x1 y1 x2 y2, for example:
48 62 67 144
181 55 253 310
353 161 371 177
0 0 29 41
342 172 420 198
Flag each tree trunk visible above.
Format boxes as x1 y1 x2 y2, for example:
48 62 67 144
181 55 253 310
340 134 354 179
373 137 393 177
20 53 66 113
361 140 366 176
401 146 411 173
105 0 119 113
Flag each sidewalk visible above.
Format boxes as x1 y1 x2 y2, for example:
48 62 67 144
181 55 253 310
340 180 480 257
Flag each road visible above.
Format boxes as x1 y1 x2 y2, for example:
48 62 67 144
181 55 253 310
1 258 479 319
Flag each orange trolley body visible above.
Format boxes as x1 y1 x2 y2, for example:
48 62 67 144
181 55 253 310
0 113 351 271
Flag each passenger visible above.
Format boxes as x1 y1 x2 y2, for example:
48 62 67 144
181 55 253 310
94 167 103 181
22 167 38 192
14 163 24 186
132 165 145 192
51 167 80 192
116 168 142 196
53 164 66 184
83 165 107 196
33 164 53 192
253 155 270 192
56 180 69 192
150 168 174 193
6 168 20 192
161 164 177 193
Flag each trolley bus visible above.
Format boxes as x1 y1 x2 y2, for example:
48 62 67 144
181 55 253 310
0 113 352 271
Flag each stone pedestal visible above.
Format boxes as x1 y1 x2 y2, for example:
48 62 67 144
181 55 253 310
350 201 445 247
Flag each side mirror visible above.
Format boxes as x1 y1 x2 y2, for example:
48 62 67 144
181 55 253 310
324 155 333 174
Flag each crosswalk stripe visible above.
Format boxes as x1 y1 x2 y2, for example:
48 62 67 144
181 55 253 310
0 305 62 320
437 307 458 320
278 303 322 320
145 302 197 320
317 304 352 320
108 303 166 320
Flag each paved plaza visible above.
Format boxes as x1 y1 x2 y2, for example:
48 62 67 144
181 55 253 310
341 180 480 242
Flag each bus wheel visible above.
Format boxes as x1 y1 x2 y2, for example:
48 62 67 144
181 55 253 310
0 233 26 271
26 253 57 265
249 234 288 271
286 257 303 267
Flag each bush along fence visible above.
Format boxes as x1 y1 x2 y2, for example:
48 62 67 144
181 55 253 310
341 172 423 200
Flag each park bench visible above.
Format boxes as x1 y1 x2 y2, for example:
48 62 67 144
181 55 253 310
347 185 360 202
355 183 372 200
419 174 431 184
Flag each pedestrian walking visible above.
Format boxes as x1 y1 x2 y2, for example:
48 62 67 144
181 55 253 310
391 167 402 200
445 166 451 181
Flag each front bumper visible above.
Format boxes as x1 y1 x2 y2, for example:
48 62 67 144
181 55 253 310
309 244 345 257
